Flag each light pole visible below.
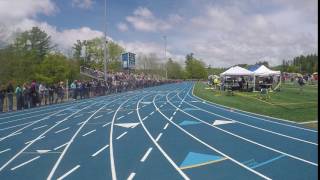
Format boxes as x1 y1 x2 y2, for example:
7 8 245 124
103 0 108 81
163 35 167 79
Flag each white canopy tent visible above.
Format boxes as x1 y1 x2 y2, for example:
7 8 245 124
253 65 280 76
220 66 254 76
252 65 281 91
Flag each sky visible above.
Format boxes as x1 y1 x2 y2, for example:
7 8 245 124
0 0 318 67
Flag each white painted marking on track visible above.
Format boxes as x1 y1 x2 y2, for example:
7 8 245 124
128 111 133 115
10 156 40 171
150 111 154 115
103 122 111 127
163 123 169 130
94 115 103 119
127 172 136 180
143 116 148 121
140 148 153 162
57 165 80 180
91 144 109 157
155 133 163 142
117 116 125 120
32 125 48 131
116 132 127 140
6 132 22 138
173 111 177 116
55 127 70 134
0 148 10 154
82 129 96 137
25 136 45 144
108 111 114 114
77 121 85 125
54 143 68 151
74 114 83 118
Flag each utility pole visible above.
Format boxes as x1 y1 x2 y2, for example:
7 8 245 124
163 35 167 79
103 0 108 81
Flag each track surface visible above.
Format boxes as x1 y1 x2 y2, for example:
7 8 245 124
0 82 317 180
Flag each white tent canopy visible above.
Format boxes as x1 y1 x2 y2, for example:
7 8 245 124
253 65 280 76
220 66 253 76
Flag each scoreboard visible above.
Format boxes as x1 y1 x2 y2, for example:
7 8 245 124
121 52 135 69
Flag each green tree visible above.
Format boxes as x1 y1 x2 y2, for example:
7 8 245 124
185 53 207 79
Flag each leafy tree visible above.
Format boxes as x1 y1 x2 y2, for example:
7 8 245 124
185 53 207 79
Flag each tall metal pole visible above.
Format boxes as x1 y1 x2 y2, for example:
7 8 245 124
103 0 108 81
163 35 167 79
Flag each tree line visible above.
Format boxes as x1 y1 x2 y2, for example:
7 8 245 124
0 26 210 87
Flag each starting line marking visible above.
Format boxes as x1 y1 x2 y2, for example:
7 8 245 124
116 132 127 140
57 165 80 180
92 144 109 157
127 172 136 180
82 130 96 137
11 156 40 171
140 147 153 162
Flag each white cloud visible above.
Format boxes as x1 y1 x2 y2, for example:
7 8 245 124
0 0 104 55
125 7 182 32
173 1 317 67
72 0 94 9
117 22 129 32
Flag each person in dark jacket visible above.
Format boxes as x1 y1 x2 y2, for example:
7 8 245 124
6 81 14 111
48 84 55 104
0 85 5 113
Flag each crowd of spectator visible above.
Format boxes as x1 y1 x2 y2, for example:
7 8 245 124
0 71 178 113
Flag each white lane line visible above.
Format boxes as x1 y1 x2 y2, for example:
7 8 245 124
163 123 169 130
10 156 40 171
143 116 148 121
150 111 154 115
0 121 33 131
173 111 177 116
54 143 68 151
140 148 153 162
173 89 318 167
6 132 22 138
57 165 80 180
117 116 125 120
116 132 127 140
32 125 48 131
91 144 109 157
94 115 103 119
55 127 70 134
103 122 111 127
0 148 11 154
108 111 115 114
127 172 136 180
25 136 45 144
82 130 96 137
190 88 318 133
181 94 318 146
77 121 85 125
160 105 164 108
128 111 133 115
137 94 190 180
74 114 83 118
155 133 163 142
155 91 272 180
169 116 173 120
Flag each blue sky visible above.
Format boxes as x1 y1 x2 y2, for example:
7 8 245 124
0 0 318 67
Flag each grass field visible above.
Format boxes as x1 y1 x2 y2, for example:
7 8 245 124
194 81 318 129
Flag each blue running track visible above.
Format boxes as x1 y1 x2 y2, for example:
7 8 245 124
0 82 317 180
